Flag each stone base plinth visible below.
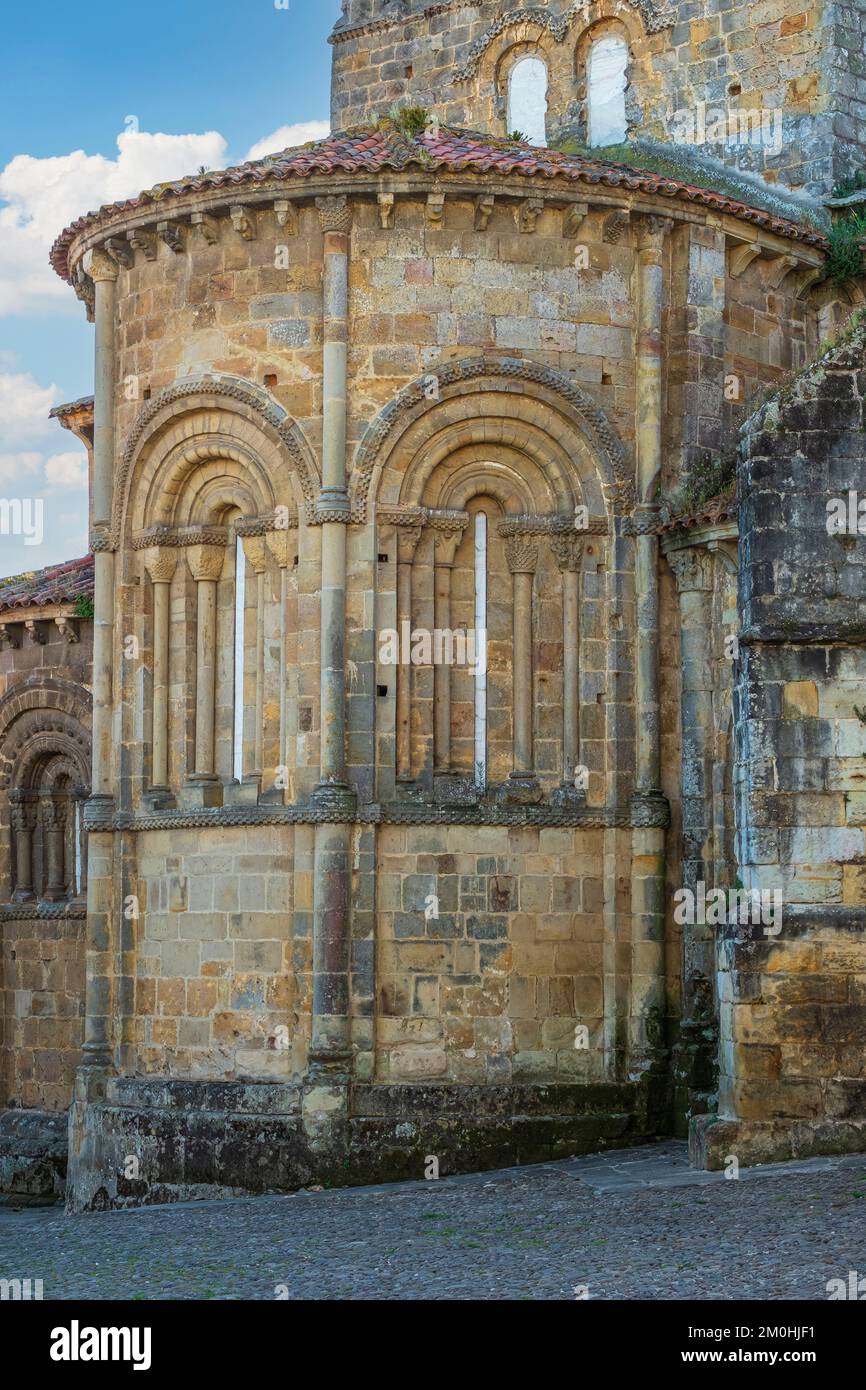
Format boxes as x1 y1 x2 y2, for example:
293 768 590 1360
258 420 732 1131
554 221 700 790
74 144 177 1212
0 1109 68 1203
64 1076 667 1211
689 1112 866 1170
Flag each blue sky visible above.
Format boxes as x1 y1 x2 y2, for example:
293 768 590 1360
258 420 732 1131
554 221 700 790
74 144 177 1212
0 0 336 577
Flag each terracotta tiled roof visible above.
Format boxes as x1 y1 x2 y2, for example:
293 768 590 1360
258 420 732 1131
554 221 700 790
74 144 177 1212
49 395 95 421
50 124 827 283
0 555 94 614
659 491 737 534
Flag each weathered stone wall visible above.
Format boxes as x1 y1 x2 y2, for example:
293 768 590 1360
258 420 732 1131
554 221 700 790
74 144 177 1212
331 0 861 196
0 912 85 1112
693 316 866 1168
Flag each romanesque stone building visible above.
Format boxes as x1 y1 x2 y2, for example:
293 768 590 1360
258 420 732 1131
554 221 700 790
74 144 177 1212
1 0 864 1208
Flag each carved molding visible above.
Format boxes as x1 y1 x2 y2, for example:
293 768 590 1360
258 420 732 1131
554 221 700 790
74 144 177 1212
451 1 675 81
351 357 630 523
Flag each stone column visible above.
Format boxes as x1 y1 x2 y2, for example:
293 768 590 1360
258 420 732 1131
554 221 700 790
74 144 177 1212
42 795 68 902
395 523 422 784
10 791 37 903
505 537 539 790
79 247 119 1077
551 532 585 798
267 529 292 794
187 544 226 786
309 194 355 1104
313 195 353 805
633 215 672 800
242 536 268 781
144 547 177 794
432 525 465 777
629 215 672 1080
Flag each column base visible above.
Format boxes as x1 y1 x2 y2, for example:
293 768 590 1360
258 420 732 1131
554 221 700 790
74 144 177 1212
11 889 35 904
549 782 588 809
83 795 115 831
309 781 357 817
497 774 544 806
629 789 671 827
224 776 261 807
432 771 478 806
142 786 176 812
179 777 223 810
395 776 426 805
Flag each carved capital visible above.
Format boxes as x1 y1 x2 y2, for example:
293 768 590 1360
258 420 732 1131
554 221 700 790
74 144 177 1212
505 538 539 575
668 546 713 594
550 533 584 573
144 547 178 585
266 530 293 568
316 196 352 234
432 527 465 568
636 215 673 258
396 525 423 565
9 791 37 831
84 248 120 282
241 536 268 574
187 544 226 584
40 796 67 830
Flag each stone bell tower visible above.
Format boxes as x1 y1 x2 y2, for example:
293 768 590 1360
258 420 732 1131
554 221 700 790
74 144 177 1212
330 0 866 199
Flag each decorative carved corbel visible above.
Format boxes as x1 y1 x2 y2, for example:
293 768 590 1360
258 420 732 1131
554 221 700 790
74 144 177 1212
157 220 184 253
127 227 158 260
230 205 257 240
55 615 79 644
378 193 395 229
24 619 46 645
603 209 631 245
516 198 544 234
104 236 134 269
474 194 495 231
273 200 298 233
191 212 220 244
426 193 446 228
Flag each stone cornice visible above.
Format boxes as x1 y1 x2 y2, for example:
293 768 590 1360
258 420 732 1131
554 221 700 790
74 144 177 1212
103 797 670 832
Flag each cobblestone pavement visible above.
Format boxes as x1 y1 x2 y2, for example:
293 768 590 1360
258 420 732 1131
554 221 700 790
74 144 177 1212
2 1142 866 1300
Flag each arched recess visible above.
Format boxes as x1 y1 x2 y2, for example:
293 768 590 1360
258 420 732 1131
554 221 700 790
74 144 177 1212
0 678 92 902
351 358 629 521
364 363 627 800
115 375 320 545
508 54 549 145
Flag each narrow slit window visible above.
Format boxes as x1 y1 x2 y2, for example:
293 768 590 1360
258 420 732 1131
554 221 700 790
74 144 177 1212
587 35 628 147
474 512 488 789
73 800 81 896
232 534 246 783
508 56 548 147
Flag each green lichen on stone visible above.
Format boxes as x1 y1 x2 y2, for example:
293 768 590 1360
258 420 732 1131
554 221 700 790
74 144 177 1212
550 136 830 234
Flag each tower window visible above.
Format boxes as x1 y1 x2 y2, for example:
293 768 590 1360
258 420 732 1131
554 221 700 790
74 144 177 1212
587 35 628 147
508 56 548 147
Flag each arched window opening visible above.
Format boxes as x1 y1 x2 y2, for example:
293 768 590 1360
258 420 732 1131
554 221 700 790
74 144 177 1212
508 56 548 147
233 531 246 784
587 35 628 147
474 511 488 789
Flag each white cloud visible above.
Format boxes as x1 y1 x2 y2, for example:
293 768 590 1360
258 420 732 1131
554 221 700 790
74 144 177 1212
244 121 330 163
0 128 228 318
44 450 88 490
0 452 42 484
0 371 58 438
